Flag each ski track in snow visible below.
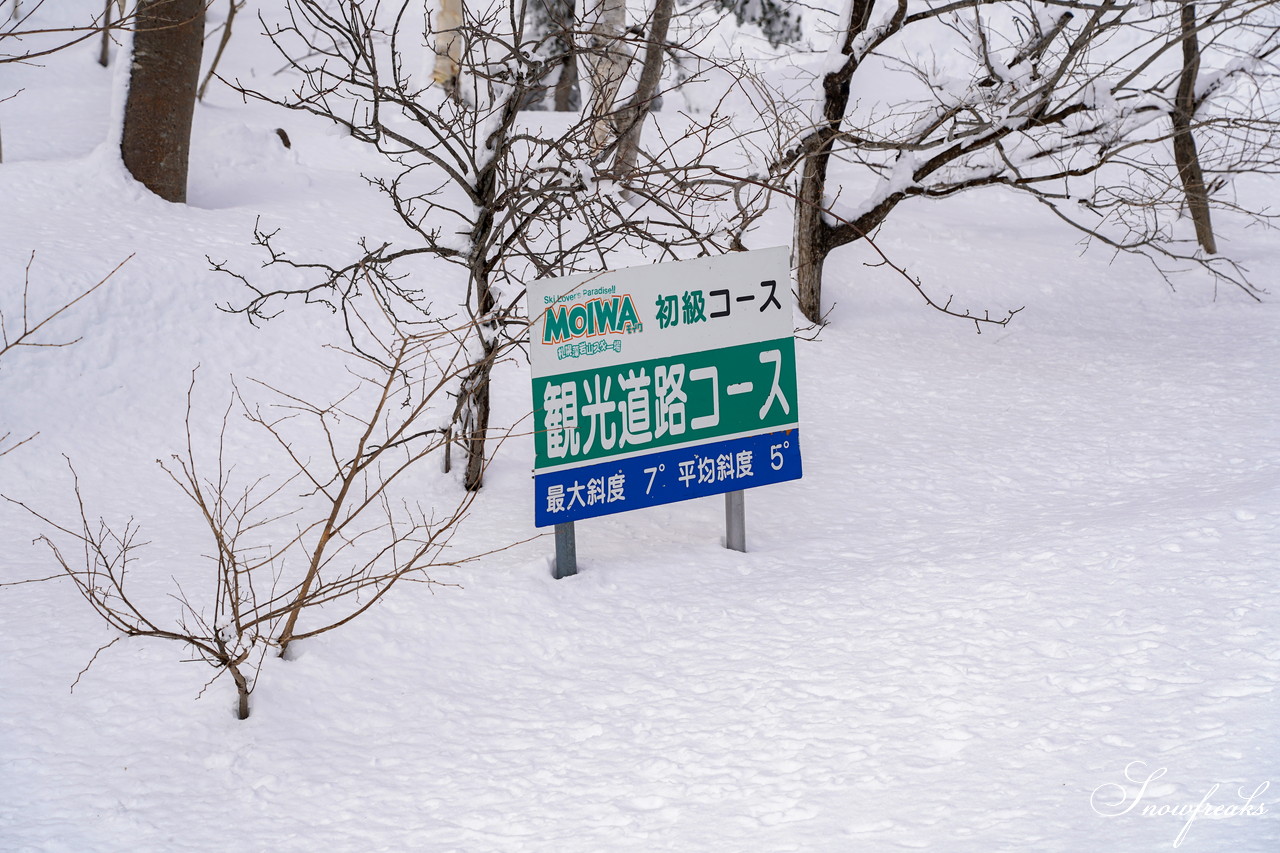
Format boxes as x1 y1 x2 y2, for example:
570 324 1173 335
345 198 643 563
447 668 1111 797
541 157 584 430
2 5 1278 851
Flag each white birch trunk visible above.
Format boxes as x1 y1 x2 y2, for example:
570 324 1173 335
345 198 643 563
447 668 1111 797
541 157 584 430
581 0 630 152
431 0 464 92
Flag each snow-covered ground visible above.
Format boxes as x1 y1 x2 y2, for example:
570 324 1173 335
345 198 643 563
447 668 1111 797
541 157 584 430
2 4 1277 851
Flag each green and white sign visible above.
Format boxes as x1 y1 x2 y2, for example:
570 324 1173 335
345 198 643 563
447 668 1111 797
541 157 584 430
528 248 802 527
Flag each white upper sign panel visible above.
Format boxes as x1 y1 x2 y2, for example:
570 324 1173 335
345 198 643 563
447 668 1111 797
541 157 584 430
527 247 793 379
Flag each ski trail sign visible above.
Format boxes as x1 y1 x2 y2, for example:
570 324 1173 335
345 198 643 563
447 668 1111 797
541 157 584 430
528 248 802 527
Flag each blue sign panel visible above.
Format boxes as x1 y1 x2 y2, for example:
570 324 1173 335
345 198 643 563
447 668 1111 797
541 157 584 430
535 429 802 527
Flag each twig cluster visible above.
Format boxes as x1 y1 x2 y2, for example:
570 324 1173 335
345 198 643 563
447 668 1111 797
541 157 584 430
218 0 777 489
8 309 496 719
0 253 131 456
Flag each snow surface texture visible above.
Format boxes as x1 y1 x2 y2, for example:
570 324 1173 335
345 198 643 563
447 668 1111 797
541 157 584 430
2 3 1278 851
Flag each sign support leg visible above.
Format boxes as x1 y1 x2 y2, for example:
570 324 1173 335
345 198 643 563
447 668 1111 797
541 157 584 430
725 490 746 552
553 522 578 578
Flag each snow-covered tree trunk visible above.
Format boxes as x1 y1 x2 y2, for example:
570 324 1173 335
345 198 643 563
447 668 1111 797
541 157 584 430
120 0 206 203
456 80 523 492
793 0 869 324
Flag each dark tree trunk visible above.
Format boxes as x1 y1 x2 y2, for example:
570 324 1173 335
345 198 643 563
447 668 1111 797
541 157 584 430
228 658 251 720
554 51 580 112
524 0 580 111
121 0 205 204
792 0 874 324
794 179 832 323
1172 1 1216 254
613 0 674 183
98 0 112 67
453 76 533 491
460 342 495 492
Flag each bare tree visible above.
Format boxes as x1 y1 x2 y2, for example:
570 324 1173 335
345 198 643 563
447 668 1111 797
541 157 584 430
1169 0 1280 254
198 0 247 100
780 0 1280 325
121 0 206 203
223 0 773 491
1 0 139 64
7 310 493 719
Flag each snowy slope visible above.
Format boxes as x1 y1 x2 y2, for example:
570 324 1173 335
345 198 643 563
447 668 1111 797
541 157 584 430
2 3 1278 851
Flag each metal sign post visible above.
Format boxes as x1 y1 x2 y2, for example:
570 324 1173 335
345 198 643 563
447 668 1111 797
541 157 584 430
553 522 577 578
527 248 801 576
725 490 746 552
